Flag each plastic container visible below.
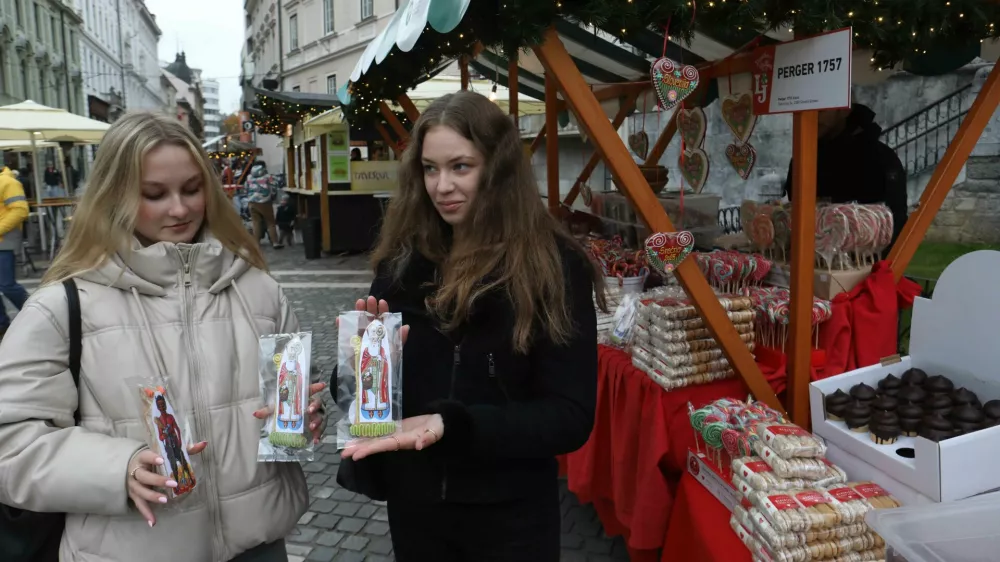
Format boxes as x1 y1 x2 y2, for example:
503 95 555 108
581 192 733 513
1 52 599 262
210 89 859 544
604 275 646 295
865 492 1000 562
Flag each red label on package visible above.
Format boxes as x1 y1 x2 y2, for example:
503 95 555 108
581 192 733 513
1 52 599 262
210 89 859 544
827 487 864 502
765 424 811 438
766 494 800 510
742 461 773 475
853 482 889 498
795 491 831 507
741 497 753 509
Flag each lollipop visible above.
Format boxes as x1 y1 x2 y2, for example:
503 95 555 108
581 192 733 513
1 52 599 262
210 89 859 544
702 421 727 450
722 428 741 458
815 205 849 270
771 206 792 260
750 214 775 253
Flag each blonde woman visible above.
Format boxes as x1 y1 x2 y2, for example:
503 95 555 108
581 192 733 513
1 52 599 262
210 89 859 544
0 112 324 562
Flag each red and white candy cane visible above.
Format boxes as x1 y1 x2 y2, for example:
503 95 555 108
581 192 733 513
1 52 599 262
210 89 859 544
815 205 848 269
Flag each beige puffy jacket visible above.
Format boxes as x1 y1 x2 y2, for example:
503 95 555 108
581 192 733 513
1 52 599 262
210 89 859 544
0 238 308 562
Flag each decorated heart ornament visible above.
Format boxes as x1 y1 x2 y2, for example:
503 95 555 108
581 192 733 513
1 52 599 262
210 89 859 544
645 231 695 275
726 142 757 180
679 148 710 193
628 131 649 160
721 93 757 144
676 107 707 149
580 183 593 206
650 57 700 111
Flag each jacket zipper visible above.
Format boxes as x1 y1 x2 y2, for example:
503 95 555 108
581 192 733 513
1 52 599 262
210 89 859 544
441 344 461 500
487 353 510 400
177 247 227 560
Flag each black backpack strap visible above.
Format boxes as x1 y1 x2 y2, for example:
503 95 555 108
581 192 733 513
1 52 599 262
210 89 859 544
62 278 82 425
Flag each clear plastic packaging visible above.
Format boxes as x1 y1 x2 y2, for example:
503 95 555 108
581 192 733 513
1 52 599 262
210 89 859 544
749 421 828 459
335 311 404 449
751 441 831 479
733 504 879 555
732 456 847 491
125 377 199 500
606 293 639 348
257 332 315 462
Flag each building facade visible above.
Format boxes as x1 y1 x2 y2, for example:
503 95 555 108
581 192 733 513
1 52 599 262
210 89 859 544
202 77 220 137
240 0 283 171
0 0 84 112
280 0 396 95
162 52 204 140
120 0 166 113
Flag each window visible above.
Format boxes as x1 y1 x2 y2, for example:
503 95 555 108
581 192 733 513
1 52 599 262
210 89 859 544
21 59 29 98
289 14 298 50
327 74 337 95
360 0 374 20
15 0 22 26
292 85 300 92
34 4 41 37
51 17 58 50
323 0 334 34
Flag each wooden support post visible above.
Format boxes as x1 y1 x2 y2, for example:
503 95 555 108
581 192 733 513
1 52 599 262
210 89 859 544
286 146 296 188
889 62 1000 281
533 29 782 412
530 128 546 154
644 111 678 166
788 112 819 427
563 92 639 206
460 55 470 90
237 153 256 186
374 122 401 159
304 141 314 191
319 134 331 253
509 58 519 127
380 102 409 141
545 71 559 214
397 94 420 122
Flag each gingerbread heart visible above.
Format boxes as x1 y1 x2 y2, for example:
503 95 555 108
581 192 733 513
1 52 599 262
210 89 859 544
628 131 649 160
645 231 695 275
725 142 757 180
676 107 707 149
580 183 593 206
721 93 757 144
679 148 710 194
650 57 700 111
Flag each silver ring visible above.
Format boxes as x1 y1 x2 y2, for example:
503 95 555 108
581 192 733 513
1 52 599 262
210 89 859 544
425 428 439 441
391 436 401 451
130 466 141 480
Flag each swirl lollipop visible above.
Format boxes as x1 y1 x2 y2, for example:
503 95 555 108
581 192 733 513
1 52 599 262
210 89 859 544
721 428 741 459
702 421 727 450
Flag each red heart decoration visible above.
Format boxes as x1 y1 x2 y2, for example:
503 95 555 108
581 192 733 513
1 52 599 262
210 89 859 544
764 450 771 458
644 231 695 275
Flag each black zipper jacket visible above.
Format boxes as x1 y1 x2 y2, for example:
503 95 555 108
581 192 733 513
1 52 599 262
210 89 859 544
336 241 598 504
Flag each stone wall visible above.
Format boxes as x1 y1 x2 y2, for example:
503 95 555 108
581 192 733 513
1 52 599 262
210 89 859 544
928 156 1000 243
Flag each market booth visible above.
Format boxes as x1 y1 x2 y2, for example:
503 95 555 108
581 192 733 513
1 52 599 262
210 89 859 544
342 0 1000 560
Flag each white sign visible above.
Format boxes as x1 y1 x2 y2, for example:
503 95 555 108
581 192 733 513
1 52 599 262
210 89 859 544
751 28 852 115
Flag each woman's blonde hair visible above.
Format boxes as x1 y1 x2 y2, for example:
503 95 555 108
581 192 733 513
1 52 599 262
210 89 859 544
42 111 265 285
371 91 606 354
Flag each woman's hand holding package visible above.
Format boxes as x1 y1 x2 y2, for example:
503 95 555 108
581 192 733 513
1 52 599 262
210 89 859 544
127 442 207 526
341 414 445 460
253 382 328 444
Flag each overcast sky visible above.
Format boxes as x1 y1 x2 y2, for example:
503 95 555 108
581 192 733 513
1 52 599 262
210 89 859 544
145 0 243 115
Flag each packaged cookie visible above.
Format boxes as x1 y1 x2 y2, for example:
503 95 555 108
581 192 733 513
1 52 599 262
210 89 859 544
845 481 902 510
749 421 828 458
751 441 831 480
746 488 845 533
732 456 847 491
737 504 873 553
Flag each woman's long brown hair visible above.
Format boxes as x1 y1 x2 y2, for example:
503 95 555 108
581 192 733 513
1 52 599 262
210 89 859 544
371 91 606 353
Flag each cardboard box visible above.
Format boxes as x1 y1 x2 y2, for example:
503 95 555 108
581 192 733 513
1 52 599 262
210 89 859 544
686 450 740 511
810 250 1000 502
766 263 870 300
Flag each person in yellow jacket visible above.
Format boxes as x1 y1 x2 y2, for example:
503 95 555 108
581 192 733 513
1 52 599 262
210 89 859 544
0 153 29 335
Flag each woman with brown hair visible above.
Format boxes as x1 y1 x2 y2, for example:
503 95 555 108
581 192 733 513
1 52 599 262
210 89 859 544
337 90 606 561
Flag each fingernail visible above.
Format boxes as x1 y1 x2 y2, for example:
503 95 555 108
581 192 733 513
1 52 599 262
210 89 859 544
166 480 178 488
148 520 154 528
309 406 316 413
155 457 164 465
158 496 168 504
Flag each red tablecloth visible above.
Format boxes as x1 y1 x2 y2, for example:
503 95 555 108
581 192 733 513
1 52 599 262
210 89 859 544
564 346 748 561
661 472 750 562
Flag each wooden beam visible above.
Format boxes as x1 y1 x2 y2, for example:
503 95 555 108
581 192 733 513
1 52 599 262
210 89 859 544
379 101 409 141
509 58 519 127
787 111 819 428
285 147 295 188
533 29 782 412
320 135 331 253
236 153 256 186
530 128 546 154
888 62 1000 280
545 71 559 214
374 122 401 159
304 141 313 191
460 55 470 90
563 92 639 206
397 94 420 123
644 110 678 167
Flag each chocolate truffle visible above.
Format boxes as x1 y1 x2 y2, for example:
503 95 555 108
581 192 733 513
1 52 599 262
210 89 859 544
983 400 1000 421
845 401 871 433
925 393 952 417
951 387 979 407
872 395 898 413
922 413 953 435
952 404 985 425
850 383 877 403
870 420 901 445
871 411 899 426
954 421 982 435
898 404 924 420
919 427 948 442
879 374 902 393
924 375 955 394
898 385 927 405
900 416 921 437
825 389 851 421
901 368 928 387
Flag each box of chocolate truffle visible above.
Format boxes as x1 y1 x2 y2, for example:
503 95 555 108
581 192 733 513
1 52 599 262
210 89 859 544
809 250 1000 502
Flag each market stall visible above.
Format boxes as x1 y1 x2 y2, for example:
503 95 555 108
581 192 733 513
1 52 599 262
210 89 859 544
341 0 1000 560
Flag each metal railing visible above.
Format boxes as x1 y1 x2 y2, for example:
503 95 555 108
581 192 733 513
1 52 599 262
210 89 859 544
880 84 971 177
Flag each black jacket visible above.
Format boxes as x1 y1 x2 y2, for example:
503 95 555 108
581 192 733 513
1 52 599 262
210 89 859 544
336 241 598 504
783 104 909 248
275 203 296 228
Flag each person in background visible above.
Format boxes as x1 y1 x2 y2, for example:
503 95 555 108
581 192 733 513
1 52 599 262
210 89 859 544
351 148 362 162
0 153 30 338
63 157 80 195
246 163 283 249
783 103 908 249
275 194 296 247
43 162 65 199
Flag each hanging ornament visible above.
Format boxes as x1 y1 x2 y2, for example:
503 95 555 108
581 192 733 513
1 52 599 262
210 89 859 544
679 148 710 194
720 93 758 144
725 142 757 181
676 107 707 149
650 57 700 111
628 131 649 160
644 231 695 275
580 183 593 206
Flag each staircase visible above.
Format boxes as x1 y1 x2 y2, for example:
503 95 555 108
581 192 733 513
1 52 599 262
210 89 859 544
880 84 972 177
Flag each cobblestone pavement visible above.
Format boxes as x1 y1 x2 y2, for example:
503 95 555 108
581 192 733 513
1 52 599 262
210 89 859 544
15 246 629 562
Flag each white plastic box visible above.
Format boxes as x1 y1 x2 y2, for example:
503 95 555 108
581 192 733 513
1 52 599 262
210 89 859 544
809 250 1000 502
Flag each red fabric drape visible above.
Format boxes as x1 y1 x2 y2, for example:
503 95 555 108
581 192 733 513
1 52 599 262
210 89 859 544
661 472 751 562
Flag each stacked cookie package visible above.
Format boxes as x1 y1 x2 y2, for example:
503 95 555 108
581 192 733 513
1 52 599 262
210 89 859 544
631 296 755 390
